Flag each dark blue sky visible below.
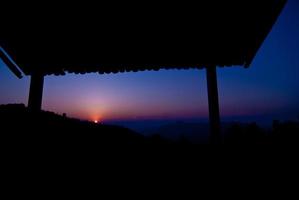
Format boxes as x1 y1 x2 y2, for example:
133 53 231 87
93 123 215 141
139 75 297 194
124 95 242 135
1 0 299 123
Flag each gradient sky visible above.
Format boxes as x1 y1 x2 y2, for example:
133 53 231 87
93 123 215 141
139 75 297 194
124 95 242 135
1 0 299 123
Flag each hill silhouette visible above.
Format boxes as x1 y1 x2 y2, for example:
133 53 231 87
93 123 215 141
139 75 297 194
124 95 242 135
0 104 174 150
1 104 299 147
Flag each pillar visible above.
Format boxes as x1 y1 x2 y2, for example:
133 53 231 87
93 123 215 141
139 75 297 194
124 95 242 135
28 73 44 112
206 66 221 144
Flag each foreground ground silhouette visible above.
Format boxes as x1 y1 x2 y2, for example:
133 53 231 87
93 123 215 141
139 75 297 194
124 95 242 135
0 104 173 149
1 104 299 148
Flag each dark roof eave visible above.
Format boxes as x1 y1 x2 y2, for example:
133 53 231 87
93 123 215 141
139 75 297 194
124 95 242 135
0 47 23 79
244 0 288 68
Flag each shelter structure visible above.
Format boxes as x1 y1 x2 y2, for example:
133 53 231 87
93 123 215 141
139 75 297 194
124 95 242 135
0 0 287 143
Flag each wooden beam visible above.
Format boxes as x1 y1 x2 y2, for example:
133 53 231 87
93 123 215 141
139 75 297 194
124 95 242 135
28 73 44 112
206 66 221 144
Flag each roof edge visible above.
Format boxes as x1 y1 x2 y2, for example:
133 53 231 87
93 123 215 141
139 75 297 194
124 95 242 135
244 0 288 68
0 46 23 78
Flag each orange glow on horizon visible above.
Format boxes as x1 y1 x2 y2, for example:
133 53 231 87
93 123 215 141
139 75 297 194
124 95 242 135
90 113 102 124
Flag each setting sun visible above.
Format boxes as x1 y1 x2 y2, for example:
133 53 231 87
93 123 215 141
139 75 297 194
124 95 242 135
94 120 98 123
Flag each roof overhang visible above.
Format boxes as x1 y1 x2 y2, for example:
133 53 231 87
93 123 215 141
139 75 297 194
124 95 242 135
0 47 23 78
0 0 287 77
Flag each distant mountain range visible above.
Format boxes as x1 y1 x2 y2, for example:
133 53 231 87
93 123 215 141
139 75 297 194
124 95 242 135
105 120 242 144
152 121 210 144
2 104 299 145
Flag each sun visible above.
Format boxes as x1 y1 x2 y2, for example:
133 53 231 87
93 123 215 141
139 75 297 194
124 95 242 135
91 115 101 124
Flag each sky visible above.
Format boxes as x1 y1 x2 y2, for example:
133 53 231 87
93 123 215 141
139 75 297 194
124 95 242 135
1 0 299 123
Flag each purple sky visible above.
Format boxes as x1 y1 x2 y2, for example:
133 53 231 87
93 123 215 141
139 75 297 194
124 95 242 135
1 0 299 123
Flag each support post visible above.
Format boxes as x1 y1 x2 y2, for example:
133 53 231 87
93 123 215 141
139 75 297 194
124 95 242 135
28 73 44 112
206 66 221 144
